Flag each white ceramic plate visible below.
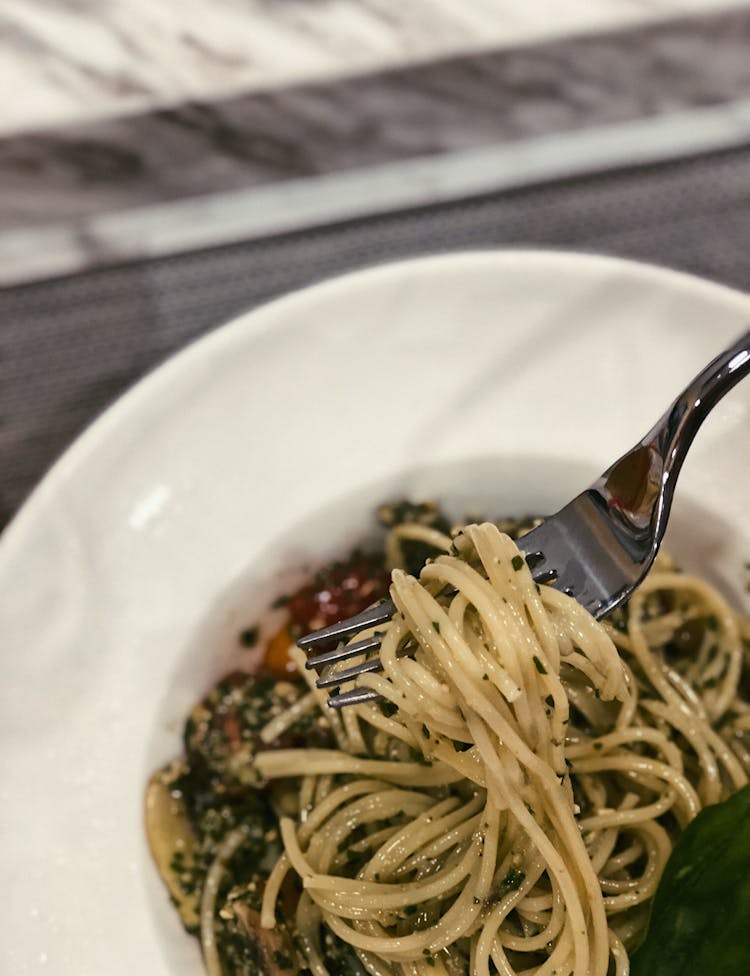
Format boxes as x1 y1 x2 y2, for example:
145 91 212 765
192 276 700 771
2 251 749 975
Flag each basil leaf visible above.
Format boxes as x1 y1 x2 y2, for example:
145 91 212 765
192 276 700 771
631 782 750 976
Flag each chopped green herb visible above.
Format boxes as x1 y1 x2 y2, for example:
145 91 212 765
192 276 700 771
499 868 526 893
453 740 472 752
483 673 489 681
432 621 441 634
533 656 547 675
422 724 430 739
238 626 259 647
511 555 524 572
545 694 554 708
379 701 398 718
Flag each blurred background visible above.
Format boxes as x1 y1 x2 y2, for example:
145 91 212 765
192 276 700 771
2 0 750 526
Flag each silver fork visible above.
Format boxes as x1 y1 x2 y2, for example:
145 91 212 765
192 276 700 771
299 328 750 708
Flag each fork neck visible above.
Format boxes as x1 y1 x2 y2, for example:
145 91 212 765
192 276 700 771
597 327 750 536
645 326 750 486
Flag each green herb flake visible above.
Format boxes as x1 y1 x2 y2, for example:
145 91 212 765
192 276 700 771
500 868 526 892
545 694 554 708
533 655 547 675
379 701 398 718
483 673 489 681
511 555 524 572
453 740 472 752
238 625 259 647
422 724 430 739
432 621 441 634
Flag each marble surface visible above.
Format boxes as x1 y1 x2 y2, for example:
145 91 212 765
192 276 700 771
2 8 750 286
2 0 748 135
4 9 750 229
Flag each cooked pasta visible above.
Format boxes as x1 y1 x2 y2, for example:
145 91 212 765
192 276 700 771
147 511 750 976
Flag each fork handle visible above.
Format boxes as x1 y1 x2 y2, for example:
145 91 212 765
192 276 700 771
599 327 750 536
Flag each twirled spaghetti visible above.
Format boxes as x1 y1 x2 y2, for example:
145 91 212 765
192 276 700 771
147 514 750 976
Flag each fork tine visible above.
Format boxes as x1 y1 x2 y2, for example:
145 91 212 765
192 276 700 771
532 568 558 585
305 634 382 671
328 686 382 708
297 598 395 650
316 656 383 689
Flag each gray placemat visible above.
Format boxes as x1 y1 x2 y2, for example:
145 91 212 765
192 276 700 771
2 144 750 525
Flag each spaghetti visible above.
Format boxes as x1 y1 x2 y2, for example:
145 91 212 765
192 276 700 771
147 514 750 976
